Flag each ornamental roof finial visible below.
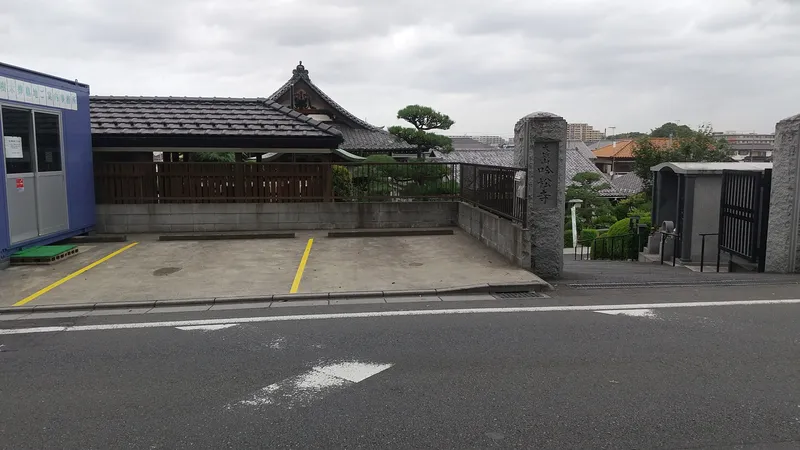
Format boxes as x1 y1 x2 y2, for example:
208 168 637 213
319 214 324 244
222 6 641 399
293 61 308 78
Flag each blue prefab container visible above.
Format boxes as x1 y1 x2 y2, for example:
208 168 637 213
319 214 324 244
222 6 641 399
0 63 94 263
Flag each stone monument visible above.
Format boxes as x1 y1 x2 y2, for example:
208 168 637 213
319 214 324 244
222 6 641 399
514 112 568 278
765 113 800 273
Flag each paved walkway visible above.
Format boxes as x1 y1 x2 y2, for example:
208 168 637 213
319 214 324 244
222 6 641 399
556 256 799 286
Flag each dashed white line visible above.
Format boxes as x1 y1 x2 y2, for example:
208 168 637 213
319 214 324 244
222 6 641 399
3 298 800 335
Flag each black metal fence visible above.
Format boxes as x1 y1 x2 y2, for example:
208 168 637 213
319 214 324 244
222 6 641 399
717 169 771 272
460 163 526 224
574 232 647 261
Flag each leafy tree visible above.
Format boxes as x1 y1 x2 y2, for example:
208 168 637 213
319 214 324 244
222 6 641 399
189 152 235 162
607 132 648 140
650 122 695 139
613 192 652 221
632 125 732 194
565 172 614 230
388 105 454 159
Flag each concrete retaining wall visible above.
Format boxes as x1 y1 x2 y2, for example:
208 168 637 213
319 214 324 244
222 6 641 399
457 202 531 268
96 202 458 233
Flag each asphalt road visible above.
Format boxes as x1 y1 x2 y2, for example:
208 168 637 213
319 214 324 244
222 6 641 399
2 291 800 449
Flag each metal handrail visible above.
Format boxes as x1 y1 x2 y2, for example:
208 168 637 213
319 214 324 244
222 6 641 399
659 231 681 267
698 233 719 273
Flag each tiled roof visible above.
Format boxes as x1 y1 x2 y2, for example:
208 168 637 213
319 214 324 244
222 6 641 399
268 62 378 131
338 125 417 153
567 139 594 160
592 138 672 159
90 96 342 138
611 172 646 196
450 137 499 150
433 148 516 167
433 146 623 197
565 147 623 197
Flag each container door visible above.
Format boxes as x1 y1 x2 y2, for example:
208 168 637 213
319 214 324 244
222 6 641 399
2 107 38 243
32 112 68 236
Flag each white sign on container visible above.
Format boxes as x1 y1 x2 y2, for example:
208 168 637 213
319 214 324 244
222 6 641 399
0 76 78 110
3 136 24 159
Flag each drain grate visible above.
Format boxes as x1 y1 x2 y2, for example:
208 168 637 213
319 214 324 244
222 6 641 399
494 291 543 299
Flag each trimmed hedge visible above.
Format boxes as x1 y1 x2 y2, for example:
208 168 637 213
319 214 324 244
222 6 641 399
591 217 650 260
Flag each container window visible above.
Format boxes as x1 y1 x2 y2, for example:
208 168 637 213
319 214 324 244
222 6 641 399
34 112 62 172
2 107 34 174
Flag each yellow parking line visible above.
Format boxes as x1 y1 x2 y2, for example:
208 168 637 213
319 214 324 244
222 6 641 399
290 239 314 293
13 242 139 307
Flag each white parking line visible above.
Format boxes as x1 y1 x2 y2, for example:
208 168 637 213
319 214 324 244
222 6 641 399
3 298 800 336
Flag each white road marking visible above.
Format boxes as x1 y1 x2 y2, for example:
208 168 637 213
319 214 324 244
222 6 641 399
237 361 392 409
4 298 800 335
595 309 658 319
175 324 239 331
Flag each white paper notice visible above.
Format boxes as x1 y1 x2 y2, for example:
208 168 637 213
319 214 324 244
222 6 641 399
4 136 23 159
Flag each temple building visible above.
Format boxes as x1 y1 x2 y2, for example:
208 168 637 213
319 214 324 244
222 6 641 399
268 62 416 157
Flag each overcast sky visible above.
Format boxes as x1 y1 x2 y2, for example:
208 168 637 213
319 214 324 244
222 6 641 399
2 0 798 136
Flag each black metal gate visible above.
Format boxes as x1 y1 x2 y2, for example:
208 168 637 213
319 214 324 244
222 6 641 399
717 169 772 272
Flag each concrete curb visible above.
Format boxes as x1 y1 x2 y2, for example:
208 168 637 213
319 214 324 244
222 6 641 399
66 235 127 243
158 232 296 241
0 281 551 314
327 229 454 238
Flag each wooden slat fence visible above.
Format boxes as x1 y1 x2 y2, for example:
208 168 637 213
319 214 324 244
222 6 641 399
94 162 332 204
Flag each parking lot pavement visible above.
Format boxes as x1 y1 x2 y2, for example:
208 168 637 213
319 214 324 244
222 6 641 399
0 242 131 307
1 230 544 308
299 230 543 293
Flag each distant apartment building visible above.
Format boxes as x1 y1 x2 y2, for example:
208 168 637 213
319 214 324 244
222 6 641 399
712 131 774 162
567 123 605 142
449 135 508 147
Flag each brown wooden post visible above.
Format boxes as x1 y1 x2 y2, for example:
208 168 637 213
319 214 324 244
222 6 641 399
234 153 245 202
322 161 333 202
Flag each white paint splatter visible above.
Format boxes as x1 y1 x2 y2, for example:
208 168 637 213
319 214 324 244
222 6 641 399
237 361 393 409
175 324 239 331
268 337 286 349
594 309 658 319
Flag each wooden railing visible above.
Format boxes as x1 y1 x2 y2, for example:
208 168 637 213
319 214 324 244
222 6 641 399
94 162 333 203
94 162 526 223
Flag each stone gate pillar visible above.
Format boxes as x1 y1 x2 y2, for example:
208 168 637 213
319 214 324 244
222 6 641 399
765 113 800 273
514 112 567 278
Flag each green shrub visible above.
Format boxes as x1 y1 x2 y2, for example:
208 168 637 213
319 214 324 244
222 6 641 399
579 228 598 243
592 214 618 228
332 165 354 200
400 180 459 199
564 230 573 248
591 217 650 260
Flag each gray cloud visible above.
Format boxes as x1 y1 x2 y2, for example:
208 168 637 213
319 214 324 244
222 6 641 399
1 0 798 135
